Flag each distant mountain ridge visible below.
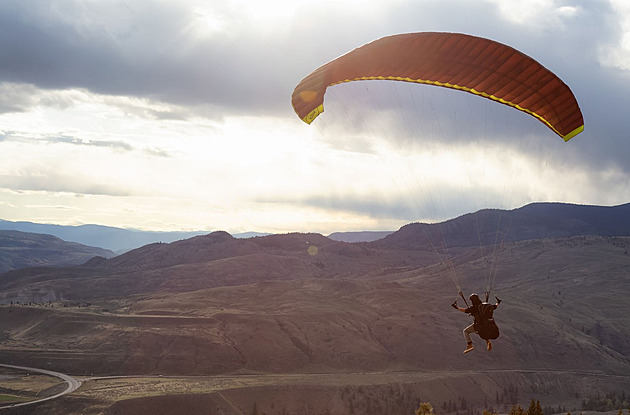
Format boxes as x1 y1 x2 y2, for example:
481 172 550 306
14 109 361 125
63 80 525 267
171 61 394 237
3 201 629 298
0 220 273 253
378 202 630 249
0 230 115 273
5 201 627 254
0 220 382 252
73 202 629 282
1 201 628 259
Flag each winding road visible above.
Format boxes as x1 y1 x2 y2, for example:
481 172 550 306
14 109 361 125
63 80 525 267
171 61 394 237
1 365 629 412
0 363 82 410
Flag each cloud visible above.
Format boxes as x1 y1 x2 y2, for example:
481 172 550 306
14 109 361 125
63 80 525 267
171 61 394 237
0 0 628 233
0 0 297 118
0 130 172 199
47 135 134 151
0 82 78 114
298 0 630 176
0 129 171 156
2 0 628 126
0 171 132 197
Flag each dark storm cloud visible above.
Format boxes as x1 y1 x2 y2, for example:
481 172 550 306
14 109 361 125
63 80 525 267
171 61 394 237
0 0 293 116
304 0 630 176
1 0 628 173
0 0 533 116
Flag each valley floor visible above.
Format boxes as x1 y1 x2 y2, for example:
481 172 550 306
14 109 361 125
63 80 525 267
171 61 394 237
3 366 630 415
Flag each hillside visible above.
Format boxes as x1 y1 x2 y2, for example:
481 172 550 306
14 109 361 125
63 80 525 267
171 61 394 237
1 202 630 414
0 220 270 253
379 202 630 250
0 220 211 253
4 202 625 253
0 230 115 273
2 234 630 414
0 231 436 303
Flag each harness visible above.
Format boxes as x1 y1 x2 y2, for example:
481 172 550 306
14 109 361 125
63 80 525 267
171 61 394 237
472 303 499 340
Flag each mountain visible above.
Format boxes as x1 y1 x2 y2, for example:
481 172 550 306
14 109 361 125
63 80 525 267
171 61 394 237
0 230 115 273
0 220 269 253
0 220 210 253
1 201 628 303
379 202 630 249
0 219 390 251
0 231 428 302
1 202 630 414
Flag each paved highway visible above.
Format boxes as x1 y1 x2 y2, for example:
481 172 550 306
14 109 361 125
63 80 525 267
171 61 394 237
0 363 82 410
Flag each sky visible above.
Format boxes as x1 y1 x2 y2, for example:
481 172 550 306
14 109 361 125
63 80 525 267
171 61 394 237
0 0 629 235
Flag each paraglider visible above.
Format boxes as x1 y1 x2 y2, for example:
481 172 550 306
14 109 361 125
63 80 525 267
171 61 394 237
291 32 584 353
292 32 584 141
452 293 502 353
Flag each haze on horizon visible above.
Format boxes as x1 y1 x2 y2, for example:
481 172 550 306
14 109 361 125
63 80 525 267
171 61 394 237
0 0 629 235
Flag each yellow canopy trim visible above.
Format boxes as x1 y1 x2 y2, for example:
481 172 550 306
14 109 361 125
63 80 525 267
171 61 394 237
302 104 324 124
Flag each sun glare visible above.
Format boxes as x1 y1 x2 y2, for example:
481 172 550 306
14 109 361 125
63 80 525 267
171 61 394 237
191 0 372 32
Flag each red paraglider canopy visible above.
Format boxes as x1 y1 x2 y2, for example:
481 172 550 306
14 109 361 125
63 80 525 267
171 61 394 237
292 32 584 141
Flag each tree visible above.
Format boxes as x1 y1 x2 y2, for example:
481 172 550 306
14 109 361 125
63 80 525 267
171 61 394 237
527 400 536 415
510 405 526 415
416 402 435 415
527 399 544 415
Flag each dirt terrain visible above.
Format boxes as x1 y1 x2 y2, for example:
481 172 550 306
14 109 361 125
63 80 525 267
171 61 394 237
5 369 630 415
2 236 630 378
0 366 66 407
2 206 630 414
